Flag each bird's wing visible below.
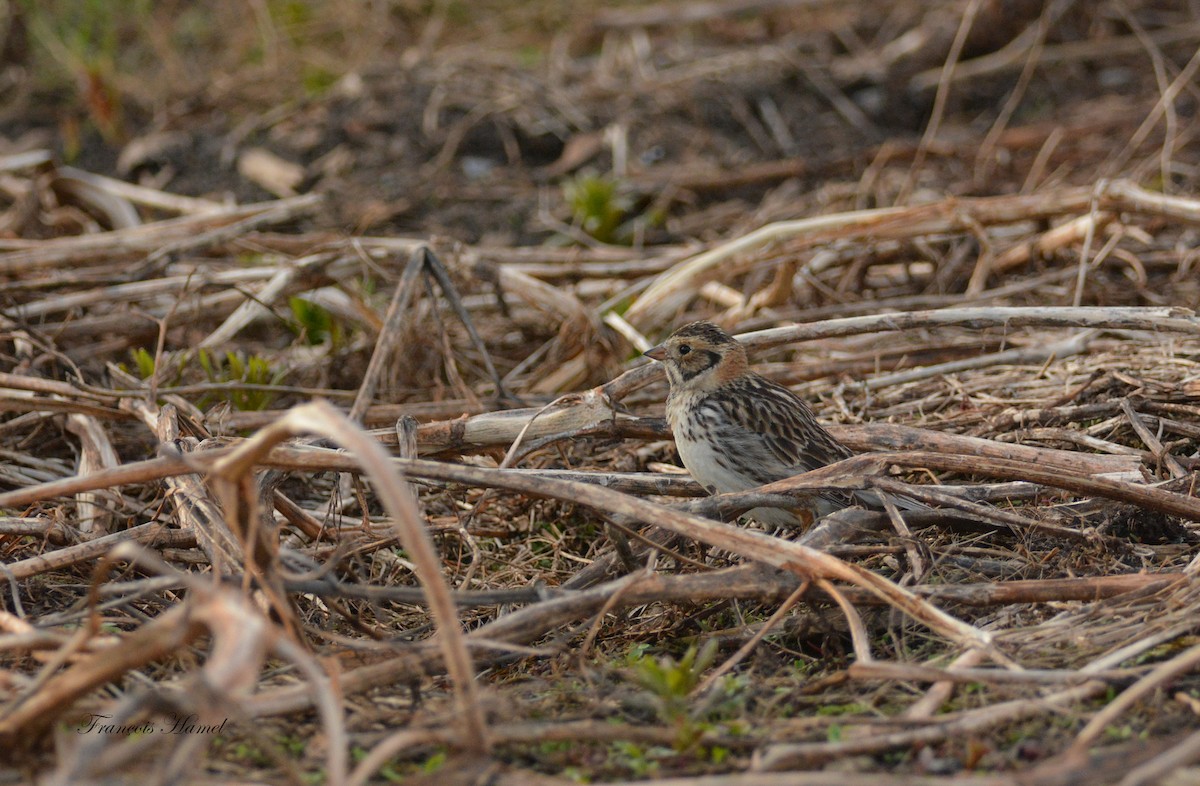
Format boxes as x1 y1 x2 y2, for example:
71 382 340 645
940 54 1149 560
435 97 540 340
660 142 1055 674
708 374 853 478
714 375 929 512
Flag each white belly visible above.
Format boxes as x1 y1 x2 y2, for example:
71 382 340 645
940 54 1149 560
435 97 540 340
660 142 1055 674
674 433 754 495
676 434 812 527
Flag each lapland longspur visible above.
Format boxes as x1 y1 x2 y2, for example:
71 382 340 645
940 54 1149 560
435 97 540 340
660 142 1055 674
645 320 903 528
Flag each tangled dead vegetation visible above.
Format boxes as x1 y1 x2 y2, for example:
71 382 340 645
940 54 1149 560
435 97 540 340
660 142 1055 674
3 1 1200 784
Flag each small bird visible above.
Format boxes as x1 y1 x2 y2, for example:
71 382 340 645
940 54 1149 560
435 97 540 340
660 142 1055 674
644 320 892 528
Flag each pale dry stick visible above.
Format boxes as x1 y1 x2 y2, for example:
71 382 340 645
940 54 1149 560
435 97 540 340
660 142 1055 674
346 730 461 786
594 0 813 29
1119 727 1200 786
0 516 68 539
7 266 279 321
867 476 1097 546
57 165 226 215
625 182 1200 332
143 292 190 405
816 578 874 663
908 19 1200 91
28 288 248 341
721 260 798 325
413 384 635 455
881 493 925 581
0 194 322 273
972 0 1063 183
0 393 131 421
0 629 72 658
138 194 325 273
200 252 340 350
895 0 981 205
1079 618 1200 677
694 580 809 696
64 413 121 534
1113 3 1180 190
1013 426 1147 461
395 414 420 495
577 562 658 660
1188 548 1200 577
51 170 140 229
0 371 114 402
492 395 586 473
740 306 1200 350
495 253 596 326
754 682 1104 771
2 521 192 580
1176 692 1200 714
0 149 53 172
347 246 426 422
603 309 652 352
1022 126 1065 193
852 661 1147 686
988 211 1115 278
1121 398 1187 478
608 774 1016 786
858 330 1095 391
1068 640 1200 757
764 451 1200 522
417 247 509 399
124 400 250 578
1104 41 1200 179
624 202 909 329
1071 186 1103 307
206 401 490 753
903 650 985 722
1106 178 1200 222
512 253 685 284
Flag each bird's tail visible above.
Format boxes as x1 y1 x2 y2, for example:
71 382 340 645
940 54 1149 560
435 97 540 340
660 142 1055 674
854 488 929 512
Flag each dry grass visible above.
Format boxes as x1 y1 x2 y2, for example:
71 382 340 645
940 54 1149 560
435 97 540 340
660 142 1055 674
3 1 1200 784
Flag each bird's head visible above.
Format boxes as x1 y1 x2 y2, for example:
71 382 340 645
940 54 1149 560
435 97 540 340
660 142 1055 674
644 320 749 392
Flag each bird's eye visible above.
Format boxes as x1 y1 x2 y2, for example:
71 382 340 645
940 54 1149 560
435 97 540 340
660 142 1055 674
677 344 691 355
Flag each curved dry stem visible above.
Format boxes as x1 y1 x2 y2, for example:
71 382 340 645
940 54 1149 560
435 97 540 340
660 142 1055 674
1069 640 1200 756
208 401 489 754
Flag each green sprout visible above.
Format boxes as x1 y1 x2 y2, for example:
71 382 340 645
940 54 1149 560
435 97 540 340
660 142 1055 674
197 350 285 411
288 296 343 347
564 172 632 244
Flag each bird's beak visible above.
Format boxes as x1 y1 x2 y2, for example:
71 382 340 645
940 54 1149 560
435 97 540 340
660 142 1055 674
644 343 667 361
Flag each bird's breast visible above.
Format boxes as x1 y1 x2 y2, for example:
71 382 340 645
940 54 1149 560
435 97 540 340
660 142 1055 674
667 394 757 494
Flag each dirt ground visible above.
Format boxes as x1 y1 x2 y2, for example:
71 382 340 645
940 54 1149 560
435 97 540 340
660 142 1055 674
3 1 1200 784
